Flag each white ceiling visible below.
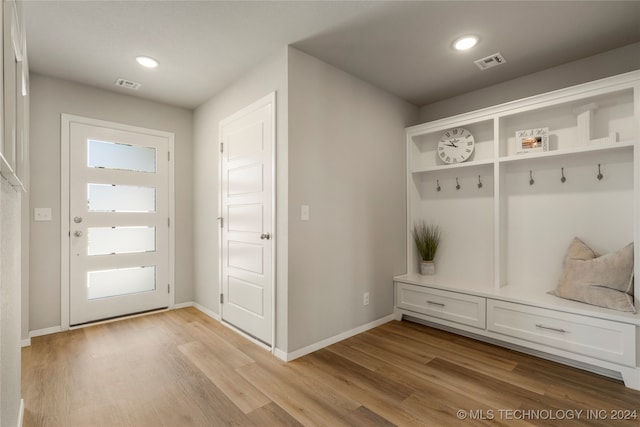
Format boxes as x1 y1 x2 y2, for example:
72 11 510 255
23 1 640 110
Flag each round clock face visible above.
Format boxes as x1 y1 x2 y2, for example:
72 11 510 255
437 128 475 164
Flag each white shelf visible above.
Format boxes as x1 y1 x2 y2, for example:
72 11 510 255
410 141 634 174
498 140 634 164
411 158 494 174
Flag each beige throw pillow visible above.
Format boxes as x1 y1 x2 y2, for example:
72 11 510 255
549 238 635 313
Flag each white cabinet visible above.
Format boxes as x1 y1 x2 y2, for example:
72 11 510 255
487 300 636 367
396 283 485 329
395 71 640 390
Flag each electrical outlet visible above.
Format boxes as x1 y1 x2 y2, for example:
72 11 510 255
363 292 370 306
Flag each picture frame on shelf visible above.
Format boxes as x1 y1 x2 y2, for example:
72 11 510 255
515 127 549 154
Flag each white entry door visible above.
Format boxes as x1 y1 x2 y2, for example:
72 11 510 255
220 93 275 345
66 116 172 326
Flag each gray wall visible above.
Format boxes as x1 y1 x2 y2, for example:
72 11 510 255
1 181 23 427
193 47 418 353
194 48 418 352
193 48 289 350
421 42 640 122
287 48 419 351
28 74 194 332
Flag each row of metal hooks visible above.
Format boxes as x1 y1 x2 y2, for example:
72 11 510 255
435 164 606 191
528 164 605 186
436 176 484 191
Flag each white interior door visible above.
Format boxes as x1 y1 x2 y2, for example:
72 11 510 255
68 119 172 326
220 93 275 345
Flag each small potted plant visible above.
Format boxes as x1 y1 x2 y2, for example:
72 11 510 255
412 222 441 275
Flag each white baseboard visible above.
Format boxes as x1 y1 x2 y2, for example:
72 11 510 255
17 398 24 427
172 301 194 310
21 338 31 348
192 302 221 321
29 325 63 339
277 314 395 362
273 348 287 360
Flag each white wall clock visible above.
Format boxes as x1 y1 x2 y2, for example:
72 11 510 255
437 128 475 164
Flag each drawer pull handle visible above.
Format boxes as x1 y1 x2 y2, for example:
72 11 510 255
426 300 445 307
535 324 567 333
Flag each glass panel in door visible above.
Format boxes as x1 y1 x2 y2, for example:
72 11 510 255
87 183 156 212
88 139 156 173
87 266 156 300
87 226 156 256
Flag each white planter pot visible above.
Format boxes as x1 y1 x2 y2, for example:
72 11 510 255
420 260 435 275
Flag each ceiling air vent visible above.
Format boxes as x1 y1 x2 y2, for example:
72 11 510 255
115 78 142 90
474 53 506 70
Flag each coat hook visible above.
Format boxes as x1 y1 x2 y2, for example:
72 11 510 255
597 164 604 181
560 167 566 183
529 170 535 186
436 179 441 192
455 177 461 190
477 175 483 189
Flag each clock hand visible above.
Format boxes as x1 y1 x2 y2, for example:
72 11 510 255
445 143 458 148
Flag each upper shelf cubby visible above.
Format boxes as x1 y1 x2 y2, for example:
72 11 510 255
407 71 638 175
409 119 494 173
497 88 635 159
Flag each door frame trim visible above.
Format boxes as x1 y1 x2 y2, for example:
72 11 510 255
218 92 277 351
60 114 175 330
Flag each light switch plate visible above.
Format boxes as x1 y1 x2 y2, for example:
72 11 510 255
301 205 310 221
34 208 52 221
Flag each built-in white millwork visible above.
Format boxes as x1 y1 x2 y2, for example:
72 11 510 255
395 71 640 390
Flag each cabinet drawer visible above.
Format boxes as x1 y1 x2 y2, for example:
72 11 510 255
487 300 636 366
396 282 486 329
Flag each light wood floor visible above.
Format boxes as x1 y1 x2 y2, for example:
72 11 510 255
22 307 640 426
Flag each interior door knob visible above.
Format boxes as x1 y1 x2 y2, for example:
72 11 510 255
74 230 83 237
260 233 271 240
73 216 83 223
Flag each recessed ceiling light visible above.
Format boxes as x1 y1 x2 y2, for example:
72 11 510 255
453 35 479 51
136 56 159 68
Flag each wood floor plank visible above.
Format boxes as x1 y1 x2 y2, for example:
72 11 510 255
236 360 360 426
183 321 256 368
246 402 305 427
380 321 520 371
339 405 397 427
424 358 529 409
295 350 426 426
324 341 387 371
401 390 526 427
375 322 551 395
178 340 271 414
22 310 640 427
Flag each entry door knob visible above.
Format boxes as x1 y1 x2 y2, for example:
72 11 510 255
73 216 83 223
74 230 83 237
260 233 271 240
